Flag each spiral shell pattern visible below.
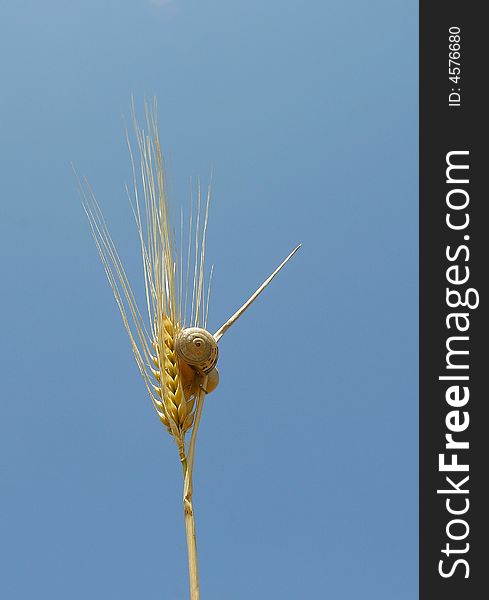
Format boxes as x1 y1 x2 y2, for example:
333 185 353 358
175 327 219 374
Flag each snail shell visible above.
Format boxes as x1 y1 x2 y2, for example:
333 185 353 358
205 367 219 394
179 364 220 399
175 327 219 375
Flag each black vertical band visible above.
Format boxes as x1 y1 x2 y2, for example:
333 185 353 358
420 3 487 598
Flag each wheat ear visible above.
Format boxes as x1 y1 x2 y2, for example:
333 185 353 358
83 101 300 600
82 100 213 600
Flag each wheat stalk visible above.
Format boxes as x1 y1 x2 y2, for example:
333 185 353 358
82 101 300 600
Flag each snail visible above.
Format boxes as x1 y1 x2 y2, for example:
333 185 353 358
175 327 220 397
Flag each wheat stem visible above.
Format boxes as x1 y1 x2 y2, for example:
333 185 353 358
183 492 200 600
213 244 302 342
182 376 207 600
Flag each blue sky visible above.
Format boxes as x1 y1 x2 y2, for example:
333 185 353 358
0 1 417 598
